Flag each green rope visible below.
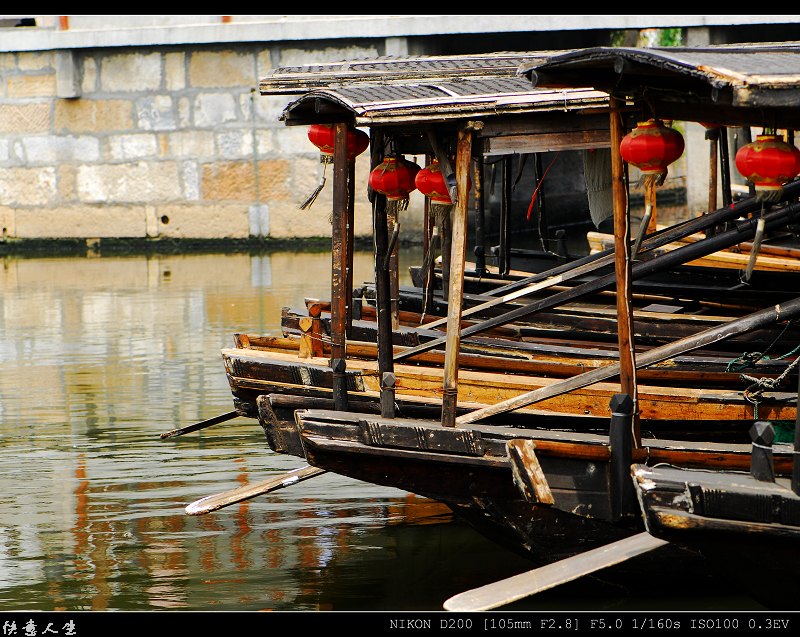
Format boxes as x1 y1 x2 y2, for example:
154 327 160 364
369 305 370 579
726 319 798 372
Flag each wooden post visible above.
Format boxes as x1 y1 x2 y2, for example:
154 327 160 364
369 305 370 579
371 130 395 418
719 126 733 208
609 96 640 445
308 302 324 358
708 128 719 213
441 127 473 427
422 164 434 314
750 421 775 483
499 155 512 276
346 160 356 338
330 122 350 411
609 393 636 521
473 156 486 277
387 203 400 330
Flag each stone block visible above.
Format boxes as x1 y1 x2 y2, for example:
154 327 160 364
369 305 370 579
166 130 215 158
188 51 255 88
180 161 200 201
13 205 147 238
100 52 162 92
0 167 57 206
164 52 185 91
21 135 100 164
193 93 238 128
0 53 15 72
57 165 78 201
54 99 134 134
200 161 256 201
0 103 50 134
257 158 292 201
0 139 8 162
108 133 158 160
278 45 379 68
17 51 53 72
135 95 176 131
76 162 181 203
81 57 98 93
6 74 57 98
265 200 332 239
154 203 250 238
216 130 253 158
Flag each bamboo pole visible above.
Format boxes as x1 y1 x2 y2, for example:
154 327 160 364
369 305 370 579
441 127 473 427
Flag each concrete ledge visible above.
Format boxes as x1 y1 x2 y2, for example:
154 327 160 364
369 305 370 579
1 15 794 52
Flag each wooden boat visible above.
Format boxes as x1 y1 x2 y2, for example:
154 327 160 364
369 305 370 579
174 46 800 609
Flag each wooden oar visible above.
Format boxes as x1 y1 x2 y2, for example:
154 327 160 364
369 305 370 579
185 465 326 515
442 532 668 611
159 410 240 439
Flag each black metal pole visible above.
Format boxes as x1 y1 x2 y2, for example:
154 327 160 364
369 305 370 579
609 393 636 521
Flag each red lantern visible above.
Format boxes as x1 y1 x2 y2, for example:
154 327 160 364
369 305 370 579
299 123 369 211
369 156 421 202
620 119 685 175
415 159 454 204
307 123 369 163
735 134 800 198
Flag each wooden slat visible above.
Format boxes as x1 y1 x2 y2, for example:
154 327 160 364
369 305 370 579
442 532 669 611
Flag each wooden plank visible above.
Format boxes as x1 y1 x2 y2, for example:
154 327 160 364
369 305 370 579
442 532 669 611
483 129 610 155
507 439 554 504
184 465 326 516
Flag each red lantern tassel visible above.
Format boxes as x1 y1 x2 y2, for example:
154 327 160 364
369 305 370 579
298 161 328 211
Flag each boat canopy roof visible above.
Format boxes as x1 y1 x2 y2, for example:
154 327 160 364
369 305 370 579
519 43 800 128
259 51 610 154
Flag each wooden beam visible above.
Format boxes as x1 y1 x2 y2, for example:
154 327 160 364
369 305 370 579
331 122 349 411
370 130 395 418
441 127 473 427
609 96 639 444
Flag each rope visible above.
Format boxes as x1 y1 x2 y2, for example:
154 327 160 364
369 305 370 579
741 352 800 411
725 319 798 371
526 151 560 221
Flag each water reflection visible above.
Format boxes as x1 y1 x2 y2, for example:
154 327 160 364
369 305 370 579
0 249 529 612
0 250 767 612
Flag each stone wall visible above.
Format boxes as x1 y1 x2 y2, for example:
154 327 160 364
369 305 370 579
0 41 425 245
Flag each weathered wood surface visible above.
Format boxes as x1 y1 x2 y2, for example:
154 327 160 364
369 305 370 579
454 295 800 425
633 464 800 538
442 532 669 611
223 347 797 422
589 231 800 271
507 439 554 505
236 331 791 388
